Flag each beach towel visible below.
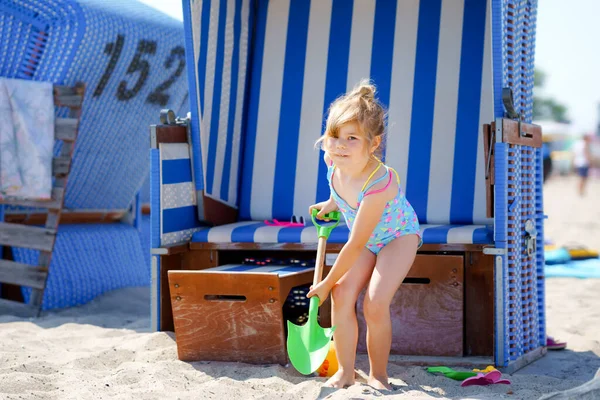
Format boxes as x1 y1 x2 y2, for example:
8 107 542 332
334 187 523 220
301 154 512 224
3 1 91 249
545 258 600 279
0 78 54 200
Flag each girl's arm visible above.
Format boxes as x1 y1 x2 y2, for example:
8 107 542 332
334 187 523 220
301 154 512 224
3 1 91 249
309 196 338 219
321 189 389 287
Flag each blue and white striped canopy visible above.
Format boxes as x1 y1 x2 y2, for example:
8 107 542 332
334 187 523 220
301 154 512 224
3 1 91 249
184 0 494 225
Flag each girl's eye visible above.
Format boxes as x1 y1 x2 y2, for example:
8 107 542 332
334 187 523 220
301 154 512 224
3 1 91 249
348 136 357 140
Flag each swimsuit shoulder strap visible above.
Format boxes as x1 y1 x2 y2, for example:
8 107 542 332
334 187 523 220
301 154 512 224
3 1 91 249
360 165 394 200
360 162 383 192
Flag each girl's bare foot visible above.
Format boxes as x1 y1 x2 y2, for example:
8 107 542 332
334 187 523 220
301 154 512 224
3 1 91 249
367 375 392 391
323 369 355 388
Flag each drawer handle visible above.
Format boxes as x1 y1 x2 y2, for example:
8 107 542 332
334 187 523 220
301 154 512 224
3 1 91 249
403 277 430 285
204 295 247 302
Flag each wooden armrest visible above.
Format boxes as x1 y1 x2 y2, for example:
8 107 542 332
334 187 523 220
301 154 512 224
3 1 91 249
151 244 189 255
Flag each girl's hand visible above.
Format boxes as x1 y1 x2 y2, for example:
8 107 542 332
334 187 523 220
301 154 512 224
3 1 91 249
306 280 332 306
308 198 338 220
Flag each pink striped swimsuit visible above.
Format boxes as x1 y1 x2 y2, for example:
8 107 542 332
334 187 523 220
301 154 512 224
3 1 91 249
327 162 422 255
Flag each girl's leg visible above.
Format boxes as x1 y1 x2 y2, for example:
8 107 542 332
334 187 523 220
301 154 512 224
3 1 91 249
324 247 376 388
363 234 419 390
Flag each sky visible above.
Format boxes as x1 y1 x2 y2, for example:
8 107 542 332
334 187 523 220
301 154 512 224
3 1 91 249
534 0 600 134
138 0 600 134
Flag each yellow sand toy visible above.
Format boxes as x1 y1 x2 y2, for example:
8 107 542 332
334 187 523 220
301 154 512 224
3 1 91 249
566 246 599 260
316 343 338 377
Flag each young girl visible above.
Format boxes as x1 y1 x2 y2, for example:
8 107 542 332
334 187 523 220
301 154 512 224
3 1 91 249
307 80 422 390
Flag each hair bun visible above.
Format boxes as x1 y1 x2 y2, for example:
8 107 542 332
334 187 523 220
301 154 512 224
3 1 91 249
350 79 376 101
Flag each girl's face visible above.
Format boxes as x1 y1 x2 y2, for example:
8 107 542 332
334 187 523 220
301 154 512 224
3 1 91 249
325 122 377 166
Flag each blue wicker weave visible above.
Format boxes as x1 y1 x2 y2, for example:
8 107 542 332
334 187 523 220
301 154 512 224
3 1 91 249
139 214 151 275
0 0 187 309
492 0 543 368
0 0 188 209
15 223 149 310
535 145 546 348
526 2 546 350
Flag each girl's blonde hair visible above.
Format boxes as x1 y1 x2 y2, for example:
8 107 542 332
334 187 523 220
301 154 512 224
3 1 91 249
316 79 386 158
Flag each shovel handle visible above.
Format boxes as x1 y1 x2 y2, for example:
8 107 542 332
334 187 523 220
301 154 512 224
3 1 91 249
310 209 340 287
314 236 327 287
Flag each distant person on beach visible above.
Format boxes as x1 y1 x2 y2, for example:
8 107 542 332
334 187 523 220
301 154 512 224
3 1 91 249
542 142 552 183
572 134 593 196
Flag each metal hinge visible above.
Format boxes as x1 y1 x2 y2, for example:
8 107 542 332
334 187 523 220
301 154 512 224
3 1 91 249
525 219 538 256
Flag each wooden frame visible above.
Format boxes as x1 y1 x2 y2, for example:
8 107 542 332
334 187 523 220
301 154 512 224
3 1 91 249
498 119 542 148
483 123 495 218
156 246 495 364
4 210 126 225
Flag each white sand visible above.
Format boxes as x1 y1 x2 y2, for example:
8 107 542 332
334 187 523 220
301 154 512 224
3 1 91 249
1 175 599 400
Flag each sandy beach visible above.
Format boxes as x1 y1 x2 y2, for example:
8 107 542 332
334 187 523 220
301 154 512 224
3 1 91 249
1 175 599 400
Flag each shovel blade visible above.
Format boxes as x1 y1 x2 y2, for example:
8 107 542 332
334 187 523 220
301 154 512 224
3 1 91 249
286 318 335 375
286 247 338 376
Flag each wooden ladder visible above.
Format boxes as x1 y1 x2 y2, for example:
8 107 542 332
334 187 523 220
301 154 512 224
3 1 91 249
0 82 85 317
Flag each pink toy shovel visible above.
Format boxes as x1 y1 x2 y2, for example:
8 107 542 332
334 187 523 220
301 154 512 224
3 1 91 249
461 370 511 387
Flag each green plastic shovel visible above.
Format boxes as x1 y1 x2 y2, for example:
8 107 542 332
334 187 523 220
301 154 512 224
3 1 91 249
287 209 341 375
426 366 477 381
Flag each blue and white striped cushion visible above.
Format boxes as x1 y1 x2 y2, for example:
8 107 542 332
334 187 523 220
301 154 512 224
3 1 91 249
192 221 493 245
159 143 205 246
184 0 494 225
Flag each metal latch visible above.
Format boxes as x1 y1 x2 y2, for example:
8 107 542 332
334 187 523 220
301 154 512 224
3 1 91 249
483 247 506 256
525 219 537 256
502 87 532 138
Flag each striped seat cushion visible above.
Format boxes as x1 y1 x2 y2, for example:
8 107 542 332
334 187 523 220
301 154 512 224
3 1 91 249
192 222 493 245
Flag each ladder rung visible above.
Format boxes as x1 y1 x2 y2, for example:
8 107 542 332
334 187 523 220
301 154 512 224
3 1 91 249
0 222 56 252
53 83 83 97
55 118 78 141
0 188 64 209
0 259 48 289
55 94 83 108
53 156 71 176
53 83 84 109
0 298 37 317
